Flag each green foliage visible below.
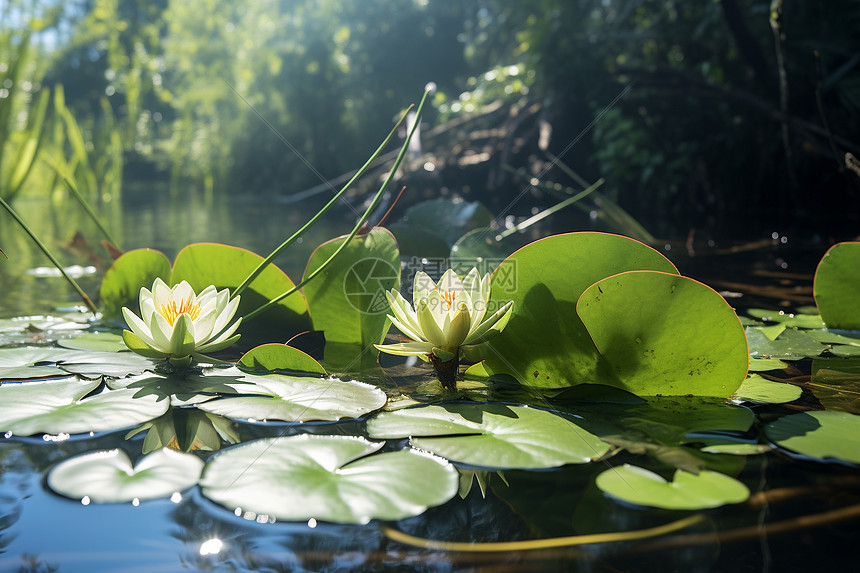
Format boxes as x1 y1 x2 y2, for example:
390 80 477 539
302 227 399 348
814 242 860 330
478 232 678 389
765 410 860 465
99 248 171 318
577 272 749 397
200 434 459 524
238 343 327 375
367 403 610 469
595 464 750 510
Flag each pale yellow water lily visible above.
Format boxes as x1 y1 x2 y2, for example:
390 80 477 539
122 278 242 368
375 267 513 363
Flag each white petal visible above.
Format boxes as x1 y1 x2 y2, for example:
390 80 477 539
210 295 240 336
121 307 157 348
171 281 195 303
416 299 447 348
193 307 218 343
423 290 449 333
151 278 173 309
147 310 172 352
195 318 242 352
412 271 437 310
464 301 513 345
374 341 434 357
387 313 426 343
437 268 463 298
386 290 421 337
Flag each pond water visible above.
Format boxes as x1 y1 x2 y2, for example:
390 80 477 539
0 190 858 572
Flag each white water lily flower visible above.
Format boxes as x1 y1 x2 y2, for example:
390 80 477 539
375 267 513 362
122 278 242 368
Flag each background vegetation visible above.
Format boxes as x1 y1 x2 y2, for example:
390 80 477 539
2 0 859 238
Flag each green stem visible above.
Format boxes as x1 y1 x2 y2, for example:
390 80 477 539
244 89 431 321
0 195 98 314
233 108 409 299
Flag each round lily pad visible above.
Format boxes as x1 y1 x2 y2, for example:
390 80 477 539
595 463 750 509
195 373 387 422
0 378 168 436
366 403 610 469
765 410 860 464
199 434 458 524
733 374 802 404
813 242 860 330
48 448 203 503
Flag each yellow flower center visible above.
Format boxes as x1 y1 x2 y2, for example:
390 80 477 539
438 288 456 309
159 296 201 326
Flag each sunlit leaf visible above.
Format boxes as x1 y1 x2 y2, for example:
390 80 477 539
302 228 399 347
47 448 203 503
0 379 168 435
56 350 157 378
195 373 387 422
57 332 127 352
733 374 802 404
745 326 825 360
238 343 326 375
478 232 678 388
577 271 748 397
813 242 860 330
200 435 458 524
595 464 749 509
0 346 90 380
99 249 171 319
747 308 825 329
367 403 610 469
765 410 860 465
748 357 789 372
170 243 311 336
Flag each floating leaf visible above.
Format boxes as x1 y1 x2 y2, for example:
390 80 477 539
747 309 825 329
746 327 825 360
238 343 326 375
814 242 860 330
748 357 789 372
302 228 399 347
479 232 678 388
57 332 127 352
0 379 168 435
200 435 458 524
765 411 860 464
99 249 171 318
56 350 157 378
47 448 203 503
699 443 773 455
397 198 493 247
595 464 749 509
577 272 748 397
0 346 90 380
807 358 860 414
170 243 311 336
733 374 802 404
367 403 610 469
195 373 387 422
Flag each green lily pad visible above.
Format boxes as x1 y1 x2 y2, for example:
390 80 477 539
366 403 610 469
595 464 750 509
0 346 90 380
57 332 127 352
808 358 860 414
479 232 678 388
0 378 168 435
200 434 458 524
813 242 860 330
398 198 493 247
765 410 860 464
195 373 387 422
746 327 825 360
238 343 327 375
699 443 773 455
302 227 399 347
748 357 789 372
733 374 802 404
99 249 172 319
47 448 203 503
747 308 825 329
170 242 311 336
56 350 157 378
577 272 748 397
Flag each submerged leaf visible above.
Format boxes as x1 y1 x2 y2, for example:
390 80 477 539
200 434 458 524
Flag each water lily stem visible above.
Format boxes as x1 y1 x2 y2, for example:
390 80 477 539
0 195 98 314
233 106 410 299
429 353 460 391
244 88 432 321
